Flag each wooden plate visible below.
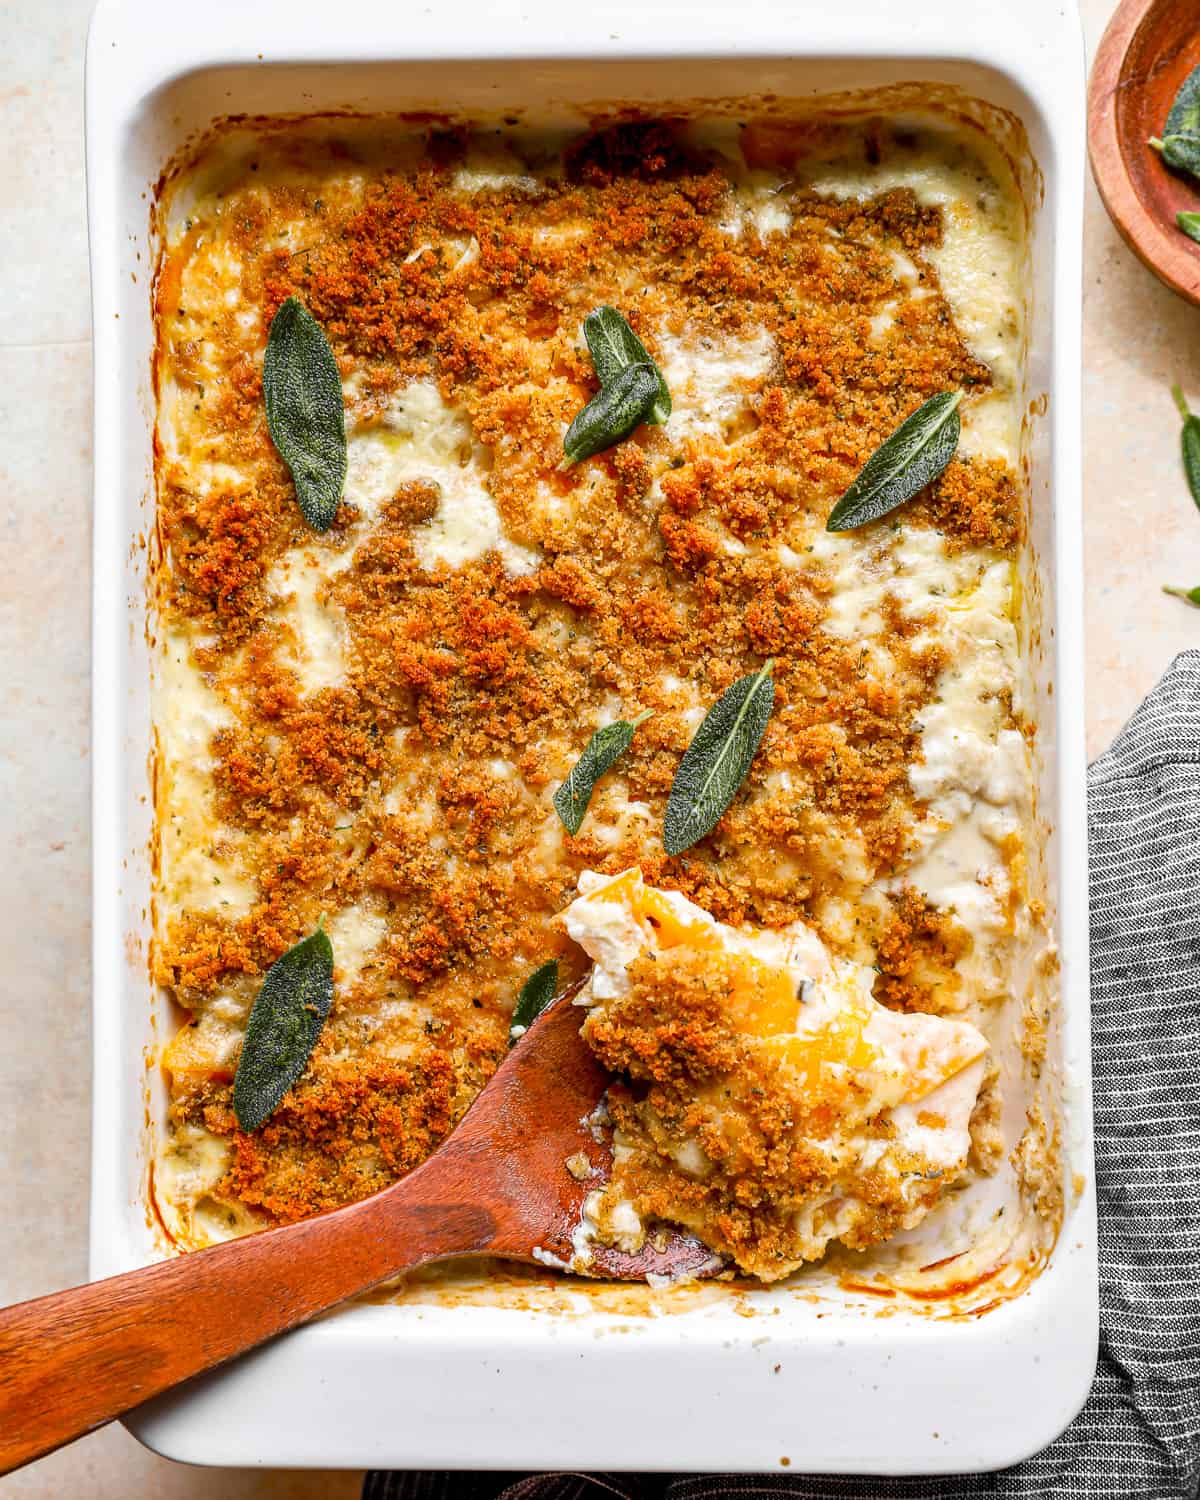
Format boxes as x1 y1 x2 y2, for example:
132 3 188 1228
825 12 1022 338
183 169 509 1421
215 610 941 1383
1089 0 1200 305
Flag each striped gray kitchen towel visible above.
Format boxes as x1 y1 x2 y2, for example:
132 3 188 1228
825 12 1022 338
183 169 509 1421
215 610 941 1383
365 651 1200 1500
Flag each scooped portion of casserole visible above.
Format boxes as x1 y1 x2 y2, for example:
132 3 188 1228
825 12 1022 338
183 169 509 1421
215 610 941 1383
151 106 1057 1289
564 868 988 1281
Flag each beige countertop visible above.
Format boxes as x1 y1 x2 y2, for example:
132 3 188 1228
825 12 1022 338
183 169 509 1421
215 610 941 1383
0 0 1193 1491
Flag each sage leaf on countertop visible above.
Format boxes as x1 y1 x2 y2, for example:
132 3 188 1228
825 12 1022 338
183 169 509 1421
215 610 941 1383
509 960 560 1043
562 361 660 467
1151 65 1200 180
1179 212 1200 244
584 306 671 425
553 710 653 836
1173 383 1200 510
826 391 963 532
1163 585 1200 607
233 924 334 1131
663 661 775 856
263 296 347 532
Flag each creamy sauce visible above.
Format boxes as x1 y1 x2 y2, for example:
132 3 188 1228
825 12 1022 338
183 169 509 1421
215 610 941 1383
157 631 258 920
266 547 349 690
654 325 776 447
347 381 541 576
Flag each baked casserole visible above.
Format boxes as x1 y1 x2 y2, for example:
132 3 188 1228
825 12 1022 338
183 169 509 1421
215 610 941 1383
150 111 1058 1290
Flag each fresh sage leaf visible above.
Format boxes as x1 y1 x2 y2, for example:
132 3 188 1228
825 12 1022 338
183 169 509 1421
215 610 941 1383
1179 211 1200 244
1163 584 1200 607
553 709 652 836
1159 135 1200 177
826 391 963 532
583 306 671 425
1167 64 1200 137
233 925 334 1131
509 960 559 1043
1151 66 1200 180
263 296 347 532
562 361 659 467
1173 383 1200 510
663 661 775 856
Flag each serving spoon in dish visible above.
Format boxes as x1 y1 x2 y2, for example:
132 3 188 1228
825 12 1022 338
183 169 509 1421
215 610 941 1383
0 991 719 1476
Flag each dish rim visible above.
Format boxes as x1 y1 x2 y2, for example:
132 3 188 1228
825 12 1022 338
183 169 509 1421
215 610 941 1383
85 0 1095 1473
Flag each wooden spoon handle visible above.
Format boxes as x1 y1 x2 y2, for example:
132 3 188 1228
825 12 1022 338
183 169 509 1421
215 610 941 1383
0 1181 495 1475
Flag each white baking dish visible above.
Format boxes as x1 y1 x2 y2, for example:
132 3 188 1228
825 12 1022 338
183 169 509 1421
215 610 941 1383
86 0 1095 1473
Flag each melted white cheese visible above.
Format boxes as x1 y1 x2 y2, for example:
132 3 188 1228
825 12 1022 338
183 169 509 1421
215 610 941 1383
266 547 348 690
902 557 1031 996
809 527 986 641
157 631 258 920
654 325 774 447
719 176 793 240
157 1123 264 1245
807 516 1029 975
452 162 541 196
347 381 540 577
803 142 1024 467
157 1124 228 1212
325 902 388 988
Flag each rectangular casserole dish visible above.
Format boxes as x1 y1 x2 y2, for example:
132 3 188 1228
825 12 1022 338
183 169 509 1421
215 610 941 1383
86 0 1095 1472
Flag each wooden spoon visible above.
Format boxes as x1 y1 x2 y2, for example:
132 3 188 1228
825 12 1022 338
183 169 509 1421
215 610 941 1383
0 993 718 1476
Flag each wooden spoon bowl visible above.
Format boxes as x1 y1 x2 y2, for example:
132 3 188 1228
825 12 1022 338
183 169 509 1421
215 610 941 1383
1089 0 1200 305
0 993 721 1476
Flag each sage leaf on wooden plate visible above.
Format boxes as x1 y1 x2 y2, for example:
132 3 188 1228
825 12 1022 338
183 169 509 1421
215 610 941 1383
553 710 653 836
509 960 560 1044
826 391 963 532
1179 212 1200 245
583 306 671 424
1151 65 1200 180
663 661 775 856
1173 383 1200 509
233 924 334 1131
263 296 347 532
1164 584 1200 608
562 361 660 467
